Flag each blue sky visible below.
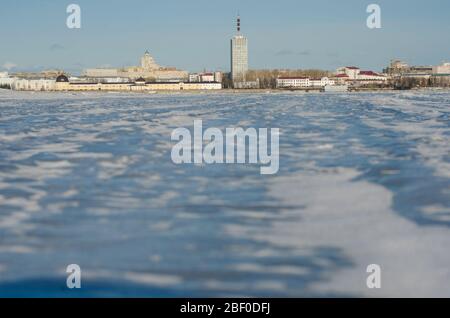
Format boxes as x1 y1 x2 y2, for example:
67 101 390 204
1 0 449 74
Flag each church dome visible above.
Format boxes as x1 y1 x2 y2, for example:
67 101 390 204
56 74 69 82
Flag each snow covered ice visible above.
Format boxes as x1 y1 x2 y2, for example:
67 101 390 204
0 89 449 297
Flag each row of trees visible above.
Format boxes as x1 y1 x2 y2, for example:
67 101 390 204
391 77 450 90
430 77 450 88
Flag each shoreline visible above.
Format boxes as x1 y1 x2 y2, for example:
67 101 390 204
1 87 449 96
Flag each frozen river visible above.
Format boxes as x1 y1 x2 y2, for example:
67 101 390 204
0 90 449 297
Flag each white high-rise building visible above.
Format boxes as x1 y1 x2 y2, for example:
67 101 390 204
231 16 248 83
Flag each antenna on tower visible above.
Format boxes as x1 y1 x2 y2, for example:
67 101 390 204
237 14 241 33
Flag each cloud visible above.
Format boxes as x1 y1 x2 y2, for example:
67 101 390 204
297 50 311 56
275 49 296 56
49 43 65 51
2 62 17 70
275 49 311 56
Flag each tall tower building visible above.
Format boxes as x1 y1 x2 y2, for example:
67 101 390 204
141 51 159 71
231 15 248 83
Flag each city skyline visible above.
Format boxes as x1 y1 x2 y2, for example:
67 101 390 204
1 0 450 74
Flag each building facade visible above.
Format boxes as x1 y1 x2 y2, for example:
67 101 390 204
276 77 335 89
0 72 14 87
356 71 387 83
310 77 335 87
189 72 222 83
335 66 387 85
336 67 361 80
433 62 450 74
276 77 310 88
11 79 56 91
52 75 221 91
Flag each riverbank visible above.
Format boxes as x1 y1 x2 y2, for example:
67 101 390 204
1 87 449 97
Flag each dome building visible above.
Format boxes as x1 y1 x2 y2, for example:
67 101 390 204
56 74 69 82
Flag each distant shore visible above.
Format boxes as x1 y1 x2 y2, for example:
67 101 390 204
1 87 449 97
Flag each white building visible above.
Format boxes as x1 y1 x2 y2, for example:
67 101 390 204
11 79 56 91
189 72 223 83
214 71 222 83
335 66 387 84
202 73 215 82
310 77 336 87
183 82 222 90
74 76 130 84
276 77 310 88
357 71 387 83
189 73 200 82
433 63 450 74
0 72 15 87
276 76 335 89
336 67 361 80
9 75 223 91
332 73 350 84
231 16 249 82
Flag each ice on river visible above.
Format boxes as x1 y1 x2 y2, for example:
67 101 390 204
0 89 449 297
